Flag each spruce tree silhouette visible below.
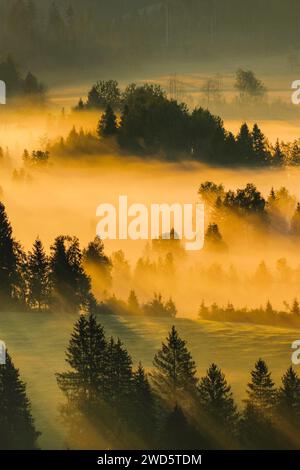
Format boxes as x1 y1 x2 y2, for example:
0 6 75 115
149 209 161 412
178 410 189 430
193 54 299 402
131 362 156 447
276 367 300 448
0 352 40 449
83 236 112 291
291 203 300 235
104 337 133 406
240 359 277 449
151 326 198 405
57 314 107 402
97 105 118 137
50 236 92 313
56 314 108 449
0 202 25 308
27 238 50 311
198 363 239 447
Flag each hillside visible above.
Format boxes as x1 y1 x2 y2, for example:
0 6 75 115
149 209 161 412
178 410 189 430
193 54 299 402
0 311 295 448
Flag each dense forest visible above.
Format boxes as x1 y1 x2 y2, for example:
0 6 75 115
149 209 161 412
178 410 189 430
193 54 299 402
1 1 300 72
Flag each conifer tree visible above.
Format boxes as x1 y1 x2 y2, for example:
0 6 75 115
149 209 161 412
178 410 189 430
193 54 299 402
151 326 198 404
97 105 118 138
236 123 254 164
128 290 140 314
291 299 300 316
198 363 239 435
131 362 156 446
56 314 107 403
273 140 285 166
56 314 111 449
291 203 300 236
83 236 112 291
0 352 40 449
240 359 277 449
27 238 50 311
0 202 25 308
205 223 227 251
50 236 92 313
104 337 133 408
246 359 276 412
277 367 300 419
275 367 300 448
252 123 269 164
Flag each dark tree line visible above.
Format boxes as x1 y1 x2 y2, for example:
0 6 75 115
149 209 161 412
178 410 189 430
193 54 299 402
2 1 300 73
89 80 292 166
57 317 300 450
99 291 177 319
0 56 45 100
0 202 96 313
199 299 300 328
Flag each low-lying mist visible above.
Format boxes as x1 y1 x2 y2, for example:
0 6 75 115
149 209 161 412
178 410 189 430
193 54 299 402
1 107 300 318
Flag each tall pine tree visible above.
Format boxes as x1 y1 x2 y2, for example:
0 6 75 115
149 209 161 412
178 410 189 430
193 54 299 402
252 123 269 165
50 236 92 313
56 314 108 449
0 352 40 449
276 367 300 448
97 105 118 138
104 337 133 407
56 314 107 403
240 359 277 449
291 203 300 236
0 202 25 308
27 237 50 311
83 236 112 292
131 362 156 447
198 363 239 445
151 326 198 405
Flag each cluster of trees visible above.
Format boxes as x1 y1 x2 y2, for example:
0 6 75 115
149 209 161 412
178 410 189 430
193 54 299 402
199 299 300 328
0 203 95 313
79 70 267 112
199 181 266 216
199 181 300 244
76 80 122 111
23 149 50 166
51 127 108 156
56 317 300 449
0 56 45 100
234 69 266 103
77 79 292 166
99 291 177 318
0 202 180 317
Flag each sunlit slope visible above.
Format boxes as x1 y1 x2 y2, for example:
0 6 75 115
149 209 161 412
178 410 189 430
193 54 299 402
0 312 296 449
